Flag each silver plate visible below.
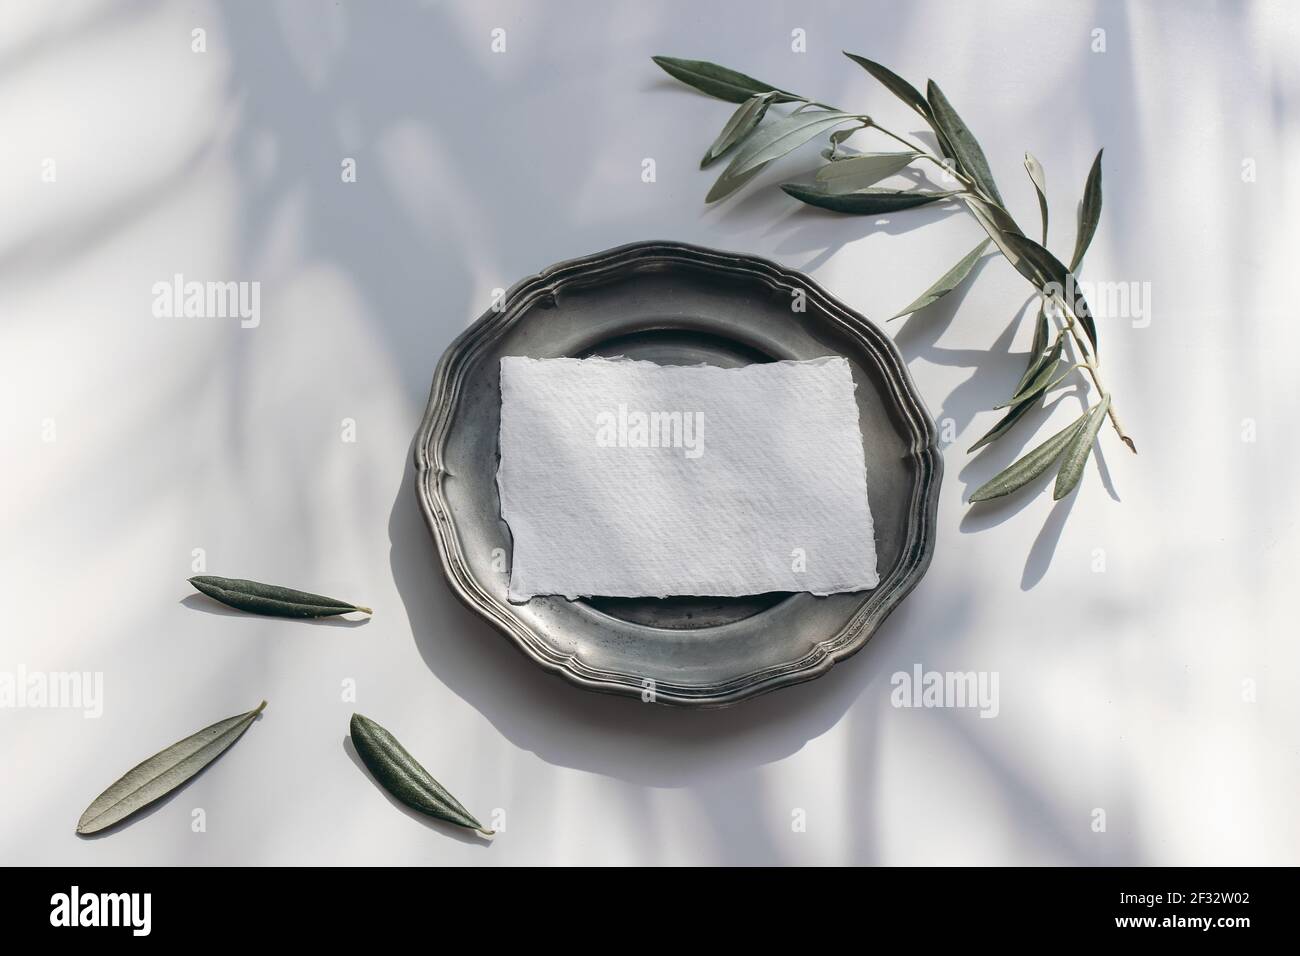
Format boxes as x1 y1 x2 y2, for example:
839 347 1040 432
414 241 941 707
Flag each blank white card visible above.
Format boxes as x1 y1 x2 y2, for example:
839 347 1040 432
497 356 878 601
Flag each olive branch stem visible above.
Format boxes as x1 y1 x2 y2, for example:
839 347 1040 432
774 95 1134 453
875 110 1134 453
652 52 1135 504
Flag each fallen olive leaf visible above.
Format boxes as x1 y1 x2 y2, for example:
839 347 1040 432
189 575 371 618
350 713 493 837
77 701 266 835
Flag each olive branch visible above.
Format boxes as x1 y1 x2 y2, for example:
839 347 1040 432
653 53 1136 504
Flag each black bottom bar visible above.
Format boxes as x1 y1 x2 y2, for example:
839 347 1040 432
6 865 1280 940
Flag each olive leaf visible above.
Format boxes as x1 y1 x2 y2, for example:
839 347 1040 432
962 194 1028 266
964 199 1097 357
77 701 266 834
926 80 1004 205
822 148 864 163
701 92 775 168
706 110 860 203
781 183 956 215
721 110 860 179
189 575 372 618
1024 152 1048 244
1070 148 1104 273
995 228 1099 355
969 394 1040 452
651 56 798 104
890 239 991 319
843 52 932 118
350 713 493 837
844 52 957 160
1054 393 1111 499
652 53 1135 489
1029 306 1051 358
1018 306 1054 393
995 338 1065 408
825 125 864 158
706 158 771 203
967 191 1086 358
815 151 919 191
969 412 1089 502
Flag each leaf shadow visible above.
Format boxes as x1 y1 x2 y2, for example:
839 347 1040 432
956 435 1082 592
704 162 960 251
889 252 1000 346
730 194 961 274
959 466 1057 535
341 737 492 847
1092 438 1122 502
1021 492 1079 590
958 394 1080 495
895 285 1036 447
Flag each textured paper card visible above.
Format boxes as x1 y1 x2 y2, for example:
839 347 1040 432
497 356 878 601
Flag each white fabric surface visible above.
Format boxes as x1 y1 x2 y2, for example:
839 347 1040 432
3 1 1299 866
497 356 877 600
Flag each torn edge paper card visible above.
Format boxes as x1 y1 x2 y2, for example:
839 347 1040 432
497 355 878 602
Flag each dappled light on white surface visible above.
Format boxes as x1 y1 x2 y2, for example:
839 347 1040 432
1 0 1298 865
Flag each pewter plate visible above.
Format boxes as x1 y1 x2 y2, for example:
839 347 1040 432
414 241 941 707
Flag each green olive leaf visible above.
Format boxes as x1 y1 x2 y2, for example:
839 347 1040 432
651 56 798 104
843 52 958 160
890 239 991 319
843 52 931 118
926 80 1004 205
962 195 1028 266
1017 304 1054 393
781 183 957 215
995 338 1064 408
969 412 1089 502
1053 393 1111 499
969 394 1040 453
994 227 1099 355
350 713 493 836
723 110 861 179
77 702 267 834
701 92 776 168
815 151 919 191
962 194 1099 357
822 147 864 163
706 158 771 203
1024 152 1048 244
653 54 1131 483
1029 302 1051 360
189 575 372 618
1070 148 1104 273
825 126 864 158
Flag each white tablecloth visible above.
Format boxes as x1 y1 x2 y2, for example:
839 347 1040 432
1 0 1296 865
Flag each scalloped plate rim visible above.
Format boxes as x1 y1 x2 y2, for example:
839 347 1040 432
413 239 942 707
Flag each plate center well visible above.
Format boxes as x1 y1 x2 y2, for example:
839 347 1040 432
575 326 795 630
